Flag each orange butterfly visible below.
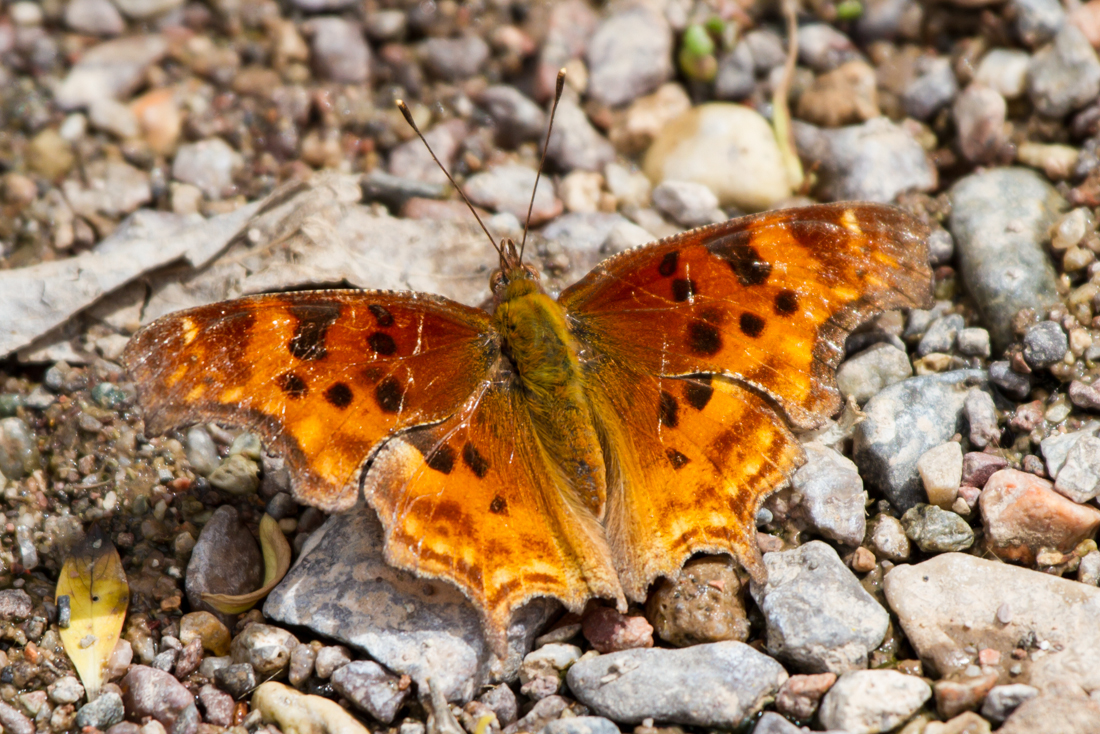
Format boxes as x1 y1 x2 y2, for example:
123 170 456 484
123 88 933 654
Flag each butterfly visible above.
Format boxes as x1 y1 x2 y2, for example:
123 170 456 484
122 191 932 653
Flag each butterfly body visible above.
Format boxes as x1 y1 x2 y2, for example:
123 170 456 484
123 202 933 653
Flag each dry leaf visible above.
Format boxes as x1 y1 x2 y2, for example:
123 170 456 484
202 514 291 614
56 525 129 700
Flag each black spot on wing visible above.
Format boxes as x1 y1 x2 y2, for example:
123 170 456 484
288 303 341 361
375 375 403 413
740 312 766 338
659 391 679 428
666 448 690 470
709 240 772 286
325 382 353 408
369 304 395 327
489 495 507 514
278 372 308 398
462 442 490 478
426 444 456 474
687 321 722 356
658 251 679 277
369 332 397 356
672 278 697 302
775 289 799 315
683 376 713 411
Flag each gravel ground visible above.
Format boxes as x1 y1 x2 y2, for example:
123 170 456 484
3 1 1100 734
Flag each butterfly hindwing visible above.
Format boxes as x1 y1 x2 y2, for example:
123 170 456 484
123 290 498 511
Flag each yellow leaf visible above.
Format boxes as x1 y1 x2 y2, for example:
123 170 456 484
202 514 291 615
56 525 129 700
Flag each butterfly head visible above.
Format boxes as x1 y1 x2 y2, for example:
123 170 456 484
490 237 543 304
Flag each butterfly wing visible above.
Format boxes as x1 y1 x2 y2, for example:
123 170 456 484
560 202 933 596
363 369 623 652
123 290 498 511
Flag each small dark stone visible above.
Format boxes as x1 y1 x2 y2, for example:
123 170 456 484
1022 321 1068 369
990 361 1032 400
214 663 257 699
74 691 125 731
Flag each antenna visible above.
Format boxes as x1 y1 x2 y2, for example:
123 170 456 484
395 100 502 258
520 68 567 262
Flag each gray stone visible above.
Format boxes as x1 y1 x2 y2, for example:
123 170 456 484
304 17 370 84
0 701 33 734
855 0 917 41
1053 435 1100 502
917 442 964 509
1029 25 1100 118
465 163 561 225
214 663 256 699
47 676 84 705
185 427 218 477
171 703 200 734
1079 550 1100 585
520 643 581 700
264 503 555 704
423 35 489 81
797 23 859 72
791 443 867 546
853 370 990 511
0 417 40 479
539 717 619 734
949 168 1063 351
479 684 518 726
989 361 1032 400
1012 0 1065 47
954 83 1007 164
836 342 913 404
172 138 243 200
387 119 465 187
965 389 999 449
230 623 298 676
287 644 315 687
505 696 568 734
363 9 405 41
981 684 1039 724
0 589 32 620
1023 321 1068 369
111 0 182 19
54 34 168 110
870 514 910 561
586 6 673 107
976 49 1031 100
288 0 357 10
1069 380 1100 411
64 0 124 36
208 453 260 495
957 327 991 357
817 669 931 734
750 541 889 674
794 118 936 202
120 666 194 727
480 86 546 146
313 645 351 678
331 660 410 724
884 553 1100 692
74 690 124 729
565 642 786 728
997 695 1100 734
744 30 787 74
198 685 233 727
928 226 955 266
714 42 755 101
918 314 964 357
545 98 615 174
1041 424 1100 479
903 57 958 121
185 505 263 625
900 504 974 552
651 180 720 228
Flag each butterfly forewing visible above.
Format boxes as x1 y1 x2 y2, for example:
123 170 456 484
123 290 498 512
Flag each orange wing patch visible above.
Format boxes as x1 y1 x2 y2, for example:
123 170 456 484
562 202 933 429
123 291 497 511
363 369 624 651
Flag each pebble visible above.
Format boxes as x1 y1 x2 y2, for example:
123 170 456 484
853 371 988 511
1041 424 1099 478
519 643 582 699
120 666 194 727
566 641 787 728
790 443 867 546
0 589 32 620
714 42 755 101
610 83 691 155
539 717 619 734
313 645 351 679
0 700 34 734
962 452 1007 489
948 167 1063 352
934 673 998 719
974 49 1030 100
989 361 1032 400
478 685 517 727
64 0 125 36
798 23 859 71
288 643 316 687
902 503 975 552
953 84 1007 164
479 86 546 146
171 138 243 200
1023 321 1068 369
465 164 562 225
27 129 75 180
74 690 124 730
89 98 138 139
111 0 181 19
644 103 790 211
775 672 837 722
1069 380 1100 411
0 418 40 480
64 159 152 218
750 541 889 674
885 553 1100 691
184 427 219 477
208 454 260 495
331 660 410 723
1079 550 1100 585
918 314 964 357
1053 435 1100 502
47 676 84 705
957 328 991 358
301 16 369 84
980 469 1100 563
796 60 880 128
793 117 936 203
230 623 298 676
836 342 913 404
585 5 672 107
388 119 465 186
54 34 168 110
535 0 598 100
581 606 653 653
980 684 1038 724
964 390 999 449
252 681 370 734
195 685 232 728
184 505 263 623
918 442 964 509
558 171 604 214
423 35 489 81
650 181 721 227
645 555 749 646
214 663 256 699
1028 25 1100 117
998 695 1100 734
903 57 958 121
817 669 931 734
545 98 616 173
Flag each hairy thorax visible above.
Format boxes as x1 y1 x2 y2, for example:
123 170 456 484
493 277 607 517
